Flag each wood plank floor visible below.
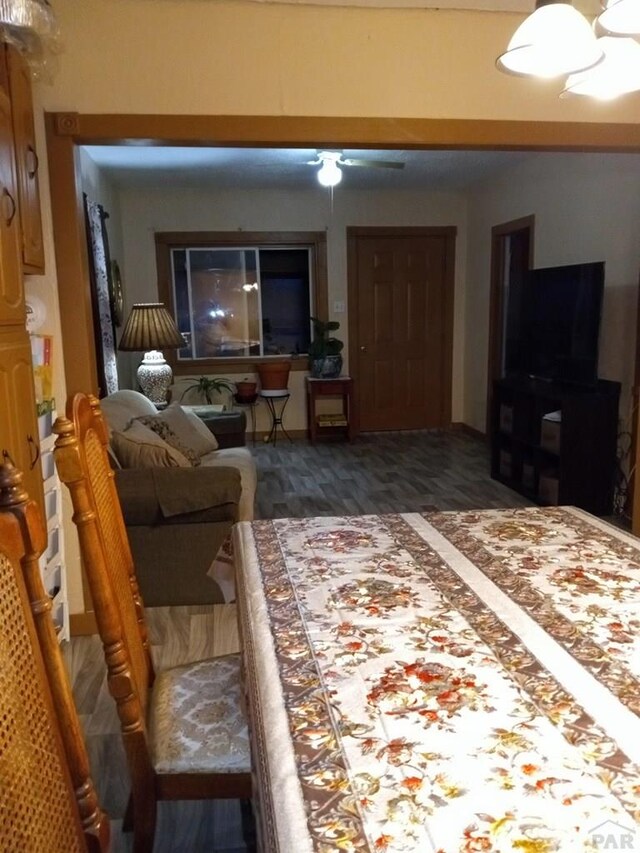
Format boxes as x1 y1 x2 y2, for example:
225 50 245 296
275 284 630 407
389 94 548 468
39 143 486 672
66 429 533 851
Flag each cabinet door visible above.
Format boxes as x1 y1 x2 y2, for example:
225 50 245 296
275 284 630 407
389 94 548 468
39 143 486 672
0 326 43 515
0 85 22 324
6 46 44 274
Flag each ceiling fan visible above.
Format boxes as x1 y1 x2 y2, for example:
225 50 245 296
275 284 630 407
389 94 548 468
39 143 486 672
307 150 405 187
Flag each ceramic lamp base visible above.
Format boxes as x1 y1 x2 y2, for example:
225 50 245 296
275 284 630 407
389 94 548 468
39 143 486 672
137 350 173 404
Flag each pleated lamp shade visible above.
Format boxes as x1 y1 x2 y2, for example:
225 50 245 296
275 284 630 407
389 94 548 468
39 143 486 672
119 303 185 404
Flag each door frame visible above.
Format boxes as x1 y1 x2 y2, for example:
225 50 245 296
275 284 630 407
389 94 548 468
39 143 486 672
46 112 640 398
347 225 457 434
485 215 535 435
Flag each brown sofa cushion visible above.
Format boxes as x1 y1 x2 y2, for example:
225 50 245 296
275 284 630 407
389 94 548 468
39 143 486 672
115 467 241 526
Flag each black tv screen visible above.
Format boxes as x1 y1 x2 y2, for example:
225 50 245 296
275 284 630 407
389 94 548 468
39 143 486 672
507 261 604 386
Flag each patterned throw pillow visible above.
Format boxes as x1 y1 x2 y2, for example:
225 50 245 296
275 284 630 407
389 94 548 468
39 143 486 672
111 422 191 469
135 416 201 467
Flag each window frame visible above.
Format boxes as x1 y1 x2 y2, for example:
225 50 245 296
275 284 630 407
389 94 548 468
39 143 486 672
156 230 328 375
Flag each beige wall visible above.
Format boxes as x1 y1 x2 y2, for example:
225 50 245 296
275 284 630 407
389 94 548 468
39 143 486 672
465 152 640 432
115 183 468 431
39 0 640 123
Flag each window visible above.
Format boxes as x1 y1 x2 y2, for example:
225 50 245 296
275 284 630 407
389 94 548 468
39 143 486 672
156 232 327 373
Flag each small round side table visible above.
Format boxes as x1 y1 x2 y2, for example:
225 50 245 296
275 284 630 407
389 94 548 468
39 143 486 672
259 390 292 445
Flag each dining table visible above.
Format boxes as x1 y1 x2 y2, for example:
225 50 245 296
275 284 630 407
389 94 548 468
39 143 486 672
232 506 640 852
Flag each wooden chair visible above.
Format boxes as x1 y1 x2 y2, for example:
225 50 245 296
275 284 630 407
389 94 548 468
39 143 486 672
53 393 251 853
0 463 109 853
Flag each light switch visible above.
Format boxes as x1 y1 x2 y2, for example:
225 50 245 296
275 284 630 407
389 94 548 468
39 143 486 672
333 300 345 313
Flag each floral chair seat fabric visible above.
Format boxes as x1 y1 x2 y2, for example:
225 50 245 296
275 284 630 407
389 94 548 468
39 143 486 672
149 653 251 774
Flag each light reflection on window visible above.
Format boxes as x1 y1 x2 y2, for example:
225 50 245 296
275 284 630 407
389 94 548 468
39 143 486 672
171 246 312 360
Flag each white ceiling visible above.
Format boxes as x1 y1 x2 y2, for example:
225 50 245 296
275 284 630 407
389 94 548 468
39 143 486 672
83 146 541 191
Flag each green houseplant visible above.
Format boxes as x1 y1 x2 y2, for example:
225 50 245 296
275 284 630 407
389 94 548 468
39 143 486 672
180 376 235 405
308 317 344 379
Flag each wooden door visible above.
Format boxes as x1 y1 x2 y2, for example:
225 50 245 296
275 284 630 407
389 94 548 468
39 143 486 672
0 326 43 516
348 227 455 432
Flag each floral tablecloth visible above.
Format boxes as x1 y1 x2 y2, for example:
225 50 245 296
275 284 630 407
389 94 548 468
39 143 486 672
233 507 640 853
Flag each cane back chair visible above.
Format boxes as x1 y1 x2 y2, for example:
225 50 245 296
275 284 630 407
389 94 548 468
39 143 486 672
0 463 109 852
53 393 251 853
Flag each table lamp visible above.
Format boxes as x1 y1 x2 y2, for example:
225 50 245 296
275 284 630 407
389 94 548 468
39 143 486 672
118 303 185 404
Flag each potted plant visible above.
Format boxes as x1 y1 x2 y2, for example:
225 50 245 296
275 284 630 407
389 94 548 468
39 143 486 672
180 376 235 405
234 376 258 403
256 359 292 391
308 316 344 378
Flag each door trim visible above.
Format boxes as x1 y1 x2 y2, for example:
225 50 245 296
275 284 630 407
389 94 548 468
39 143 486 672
347 225 457 433
485 215 535 435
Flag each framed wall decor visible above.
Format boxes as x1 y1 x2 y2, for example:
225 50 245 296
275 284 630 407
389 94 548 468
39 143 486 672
110 259 124 327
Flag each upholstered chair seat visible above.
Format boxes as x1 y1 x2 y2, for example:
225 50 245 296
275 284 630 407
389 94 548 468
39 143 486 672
150 653 250 775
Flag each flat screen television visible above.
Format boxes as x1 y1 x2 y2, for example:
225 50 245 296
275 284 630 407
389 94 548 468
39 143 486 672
505 261 604 386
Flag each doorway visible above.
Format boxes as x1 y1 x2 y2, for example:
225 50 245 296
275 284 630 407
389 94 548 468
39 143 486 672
486 216 535 434
347 226 456 432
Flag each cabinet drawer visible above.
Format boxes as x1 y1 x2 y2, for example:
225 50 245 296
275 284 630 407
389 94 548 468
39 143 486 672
499 404 513 433
42 527 59 563
44 484 58 520
539 473 559 505
311 380 349 396
41 447 54 480
540 419 561 454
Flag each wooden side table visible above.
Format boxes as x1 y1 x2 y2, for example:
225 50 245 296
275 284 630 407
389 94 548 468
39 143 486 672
306 376 354 442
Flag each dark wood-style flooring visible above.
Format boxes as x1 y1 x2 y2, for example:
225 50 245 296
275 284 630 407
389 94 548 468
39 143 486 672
67 429 532 851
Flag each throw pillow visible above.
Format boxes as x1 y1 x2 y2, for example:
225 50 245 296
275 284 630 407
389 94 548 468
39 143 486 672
136 402 219 458
136 410 202 466
180 406 219 454
111 421 192 469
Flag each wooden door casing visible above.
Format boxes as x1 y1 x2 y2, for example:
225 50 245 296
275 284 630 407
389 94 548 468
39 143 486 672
485 216 535 435
348 227 456 433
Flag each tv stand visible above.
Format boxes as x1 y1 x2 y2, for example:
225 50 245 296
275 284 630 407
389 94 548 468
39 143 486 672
491 376 620 516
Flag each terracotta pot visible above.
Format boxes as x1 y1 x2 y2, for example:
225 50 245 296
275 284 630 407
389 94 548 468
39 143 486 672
235 380 257 401
257 360 291 391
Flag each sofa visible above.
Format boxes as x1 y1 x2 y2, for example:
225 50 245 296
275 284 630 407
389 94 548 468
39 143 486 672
99 390 257 606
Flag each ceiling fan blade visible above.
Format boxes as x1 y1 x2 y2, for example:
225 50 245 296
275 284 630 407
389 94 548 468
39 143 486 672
342 158 405 170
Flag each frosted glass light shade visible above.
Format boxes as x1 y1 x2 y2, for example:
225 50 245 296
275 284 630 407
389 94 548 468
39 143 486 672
597 0 640 35
317 160 342 187
563 36 640 97
497 3 604 78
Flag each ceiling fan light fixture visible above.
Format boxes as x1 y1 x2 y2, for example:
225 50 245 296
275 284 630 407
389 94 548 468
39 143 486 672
496 2 604 78
317 158 342 187
562 35 640 98
597 0 640 35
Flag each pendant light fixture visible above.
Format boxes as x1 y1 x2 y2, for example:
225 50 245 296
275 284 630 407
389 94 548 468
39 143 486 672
497 0 604 78
563 35 640 97
597 0 640 36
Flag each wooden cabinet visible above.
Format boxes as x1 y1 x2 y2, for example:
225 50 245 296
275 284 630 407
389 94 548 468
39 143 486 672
491 376 620 516
0 44 45 513
6 45 44 274
0 78 23 323
0 326 43 515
